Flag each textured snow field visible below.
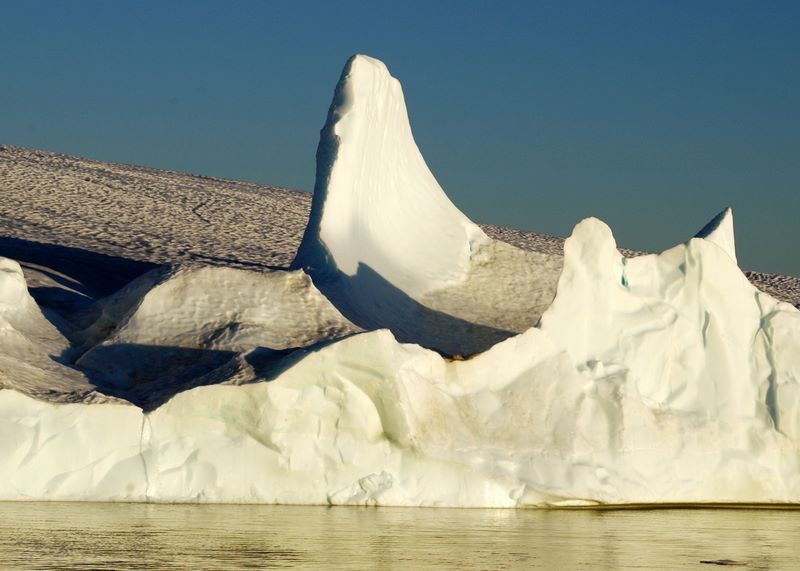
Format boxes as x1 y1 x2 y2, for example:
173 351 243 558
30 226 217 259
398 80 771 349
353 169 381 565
0 54 799 507
1 145 797 306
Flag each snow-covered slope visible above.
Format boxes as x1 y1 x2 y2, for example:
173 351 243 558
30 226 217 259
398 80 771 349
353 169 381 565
0 257 102 402
2 145 799 306
294 55 562 356
74 265 359 408
1 259 359 409
78 264 358 356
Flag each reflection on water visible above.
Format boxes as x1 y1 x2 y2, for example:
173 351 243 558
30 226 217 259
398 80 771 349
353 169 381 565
0 502 798 570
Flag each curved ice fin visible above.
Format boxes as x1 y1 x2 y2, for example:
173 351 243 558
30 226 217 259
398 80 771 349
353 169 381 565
694 207 737 265
293 54 488 297
291 55 563 356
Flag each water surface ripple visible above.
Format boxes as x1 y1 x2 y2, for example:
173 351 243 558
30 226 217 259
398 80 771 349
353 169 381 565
0 503 797 570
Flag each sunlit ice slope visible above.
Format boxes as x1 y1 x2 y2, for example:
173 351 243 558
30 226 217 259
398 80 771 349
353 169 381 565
293 55 563 356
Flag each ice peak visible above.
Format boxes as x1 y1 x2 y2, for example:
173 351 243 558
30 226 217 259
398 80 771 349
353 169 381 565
291 55 560 356
694 207 737 265
345 53 390 74
293 54 487 295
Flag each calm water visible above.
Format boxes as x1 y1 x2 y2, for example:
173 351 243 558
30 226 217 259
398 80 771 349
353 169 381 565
0 502 798 570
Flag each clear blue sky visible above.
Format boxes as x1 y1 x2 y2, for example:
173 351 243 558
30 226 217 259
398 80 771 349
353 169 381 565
2 1 798 275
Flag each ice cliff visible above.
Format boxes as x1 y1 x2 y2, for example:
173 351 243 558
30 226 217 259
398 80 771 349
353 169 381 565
1 55 799 507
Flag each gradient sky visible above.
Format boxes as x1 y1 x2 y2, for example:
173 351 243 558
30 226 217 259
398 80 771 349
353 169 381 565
2 1 798 275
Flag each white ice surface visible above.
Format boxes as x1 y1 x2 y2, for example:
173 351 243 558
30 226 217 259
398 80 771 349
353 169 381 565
0 257 68 359
0 257 101 401
294 55 562 356
294 55 487 297
2 214 799 506
71 264 360 408
0 259 359 407
695 207 737 265
78 265 356 353
76 264 359 388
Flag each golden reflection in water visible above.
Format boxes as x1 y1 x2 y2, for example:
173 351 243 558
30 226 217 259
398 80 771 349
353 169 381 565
0 502 798 570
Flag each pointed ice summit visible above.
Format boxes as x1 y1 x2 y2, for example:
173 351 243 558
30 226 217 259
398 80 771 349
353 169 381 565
293 55 562 355
695 207 737 264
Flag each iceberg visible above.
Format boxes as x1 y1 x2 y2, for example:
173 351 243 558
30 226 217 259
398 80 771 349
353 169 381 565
1 55 799 507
